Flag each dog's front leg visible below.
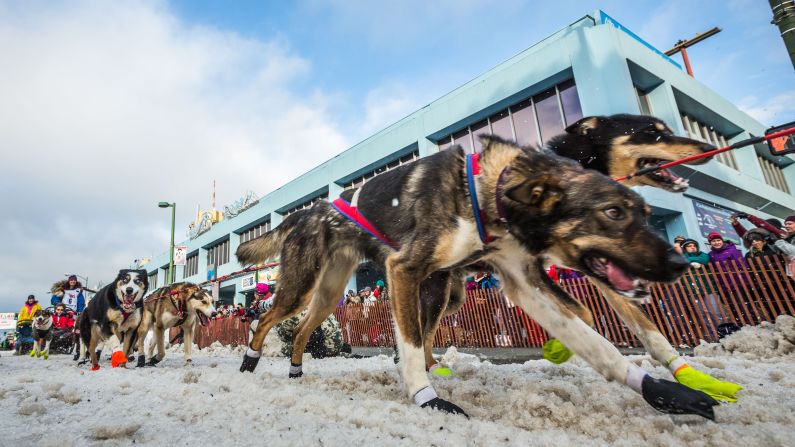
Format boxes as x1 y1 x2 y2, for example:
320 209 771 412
386 254 467 417
596 283 742 402
183 323 194 364
493 254 718 420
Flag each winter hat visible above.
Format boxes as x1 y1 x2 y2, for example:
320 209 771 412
376 279 385 287
786 215 795 224
26 294 36 302
766 218 783 230
68 275 78 281
681 238 699 250
707 232 723 241
255 283 269 294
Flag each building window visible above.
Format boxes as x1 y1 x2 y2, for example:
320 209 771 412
757 155 790 193
240 221 271 244
161 265 171 284
635 86 652 116
436 79 582 152
680 114 738 170
341 151 420 190
284 193 329 216
207 239 230 267
183 252 199 278
148 271 158 289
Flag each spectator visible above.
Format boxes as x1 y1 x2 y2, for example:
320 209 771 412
743 230 779 260
344 289 361 305
16 295 40 355
707 232 753 323
730 212 786 241
771 215 795 277
680 239 721 334
673 235 686 254
707 232 744 266
235 303 246 318
51 275 85 313
247 283 273 320
51 303 75 329
373 280 385 299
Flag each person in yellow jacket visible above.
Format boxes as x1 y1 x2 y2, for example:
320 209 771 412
15 295 41 355
18 295 41 324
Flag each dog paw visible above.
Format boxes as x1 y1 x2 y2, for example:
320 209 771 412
420 398 469 418
641 375 718 420
90 364 100 371
239 353 260 373
288 371 303 379
146 357 161 367
43 353 49 360
111 351 128 368
29 350 37 357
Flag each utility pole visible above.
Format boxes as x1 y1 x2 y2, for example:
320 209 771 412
665 27 722 77
770 0 795 69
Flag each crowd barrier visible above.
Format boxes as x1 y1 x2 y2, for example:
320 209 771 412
183 255 794 350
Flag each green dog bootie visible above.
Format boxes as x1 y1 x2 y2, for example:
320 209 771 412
29 349 37 357
542 338 574 364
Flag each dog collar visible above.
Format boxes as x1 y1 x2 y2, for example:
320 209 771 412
331 198 401 250
466 153 496 245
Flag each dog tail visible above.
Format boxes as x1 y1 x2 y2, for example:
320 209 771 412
236 223 291 265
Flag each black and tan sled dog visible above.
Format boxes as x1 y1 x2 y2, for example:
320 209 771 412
79 269 149 370
135 282 216 367
237 117 719 419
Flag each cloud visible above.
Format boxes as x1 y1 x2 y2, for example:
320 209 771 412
737 91 795 126
0 1 350 310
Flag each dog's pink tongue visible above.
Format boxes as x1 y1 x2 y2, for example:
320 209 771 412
606 262 635 291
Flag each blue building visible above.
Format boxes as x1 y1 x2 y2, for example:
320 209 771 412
145 11 795 305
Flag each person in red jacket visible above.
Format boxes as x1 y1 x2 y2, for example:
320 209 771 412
51 303 75 329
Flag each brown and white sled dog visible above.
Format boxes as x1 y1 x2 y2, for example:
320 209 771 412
31 309 54 359
79 269 149 370
134 282 216 367
237 132 719 419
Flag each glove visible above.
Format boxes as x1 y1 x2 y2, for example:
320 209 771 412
673 363 742 402
542 338 574 364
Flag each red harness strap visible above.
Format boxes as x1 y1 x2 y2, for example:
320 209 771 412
331 198 401 250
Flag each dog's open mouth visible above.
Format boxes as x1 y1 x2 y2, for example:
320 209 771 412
197 312 210 326
121 294 137 311
637 158 689 191
583 254 651 299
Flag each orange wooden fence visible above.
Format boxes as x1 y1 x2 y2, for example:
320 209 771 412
183 255 794 350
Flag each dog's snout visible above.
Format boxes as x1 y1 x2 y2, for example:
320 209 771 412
125 287 134 294
666 250 689 275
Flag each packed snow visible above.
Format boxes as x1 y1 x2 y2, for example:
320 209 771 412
2 318 794 447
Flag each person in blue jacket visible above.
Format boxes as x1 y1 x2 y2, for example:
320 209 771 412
51 275 85 313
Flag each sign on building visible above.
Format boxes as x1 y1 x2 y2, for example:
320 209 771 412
174 245 188 266
0 313 16 330
692 200 738 242
241 274 256 291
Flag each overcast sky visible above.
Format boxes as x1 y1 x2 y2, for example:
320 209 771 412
1 0 793 312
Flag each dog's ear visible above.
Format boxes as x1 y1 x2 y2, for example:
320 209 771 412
505 176 563 213
565 116 603 136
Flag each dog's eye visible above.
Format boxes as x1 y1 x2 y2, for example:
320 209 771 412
604 207 625 220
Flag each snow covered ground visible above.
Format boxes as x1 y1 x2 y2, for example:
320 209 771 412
2 316 794 447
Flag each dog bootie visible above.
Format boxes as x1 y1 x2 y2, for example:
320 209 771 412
421 398 469 418
670 358 742 402
146 357 161 367
43 352 49 360
29 349 37 357
110 351 128 368
240 347 261 373
90 364 100 371
137 356 146 368
542 338 574 364
640 375 718 420
73 353 79 361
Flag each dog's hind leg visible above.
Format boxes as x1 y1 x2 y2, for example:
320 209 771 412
492 254 718 420
289 255 358 376
88 326 102 370
135 310 152 367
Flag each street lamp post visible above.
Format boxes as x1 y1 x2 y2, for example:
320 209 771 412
158 201 176 284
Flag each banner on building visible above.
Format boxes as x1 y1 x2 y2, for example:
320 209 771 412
241 274 256 291
211 282 219 302
692 199 738 242
174 245 187 266
0 313 16 330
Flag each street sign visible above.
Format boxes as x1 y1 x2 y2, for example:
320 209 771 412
0 313 16 330
767 121 795 156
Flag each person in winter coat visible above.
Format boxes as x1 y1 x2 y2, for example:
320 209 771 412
51 303 75 329
50 275 85 313
743 229 779 261
769 216 795 277
17 295 41 325
680 239 721 334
